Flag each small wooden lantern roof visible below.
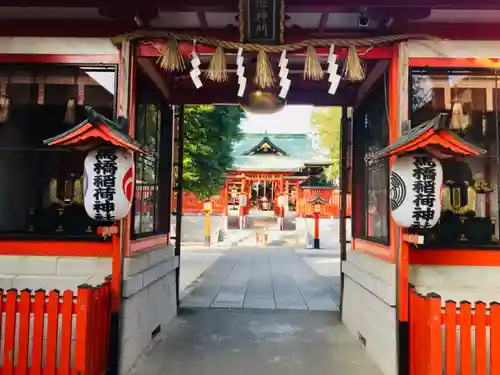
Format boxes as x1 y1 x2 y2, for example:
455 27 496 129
308 193 327 205
366 114 486 161
43 106 148 154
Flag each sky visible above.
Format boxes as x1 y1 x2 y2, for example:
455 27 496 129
240 105 315 133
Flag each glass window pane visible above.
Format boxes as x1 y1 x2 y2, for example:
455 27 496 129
0 63 116 237
411 68 500 247
353 74 390 243
133 100 162 236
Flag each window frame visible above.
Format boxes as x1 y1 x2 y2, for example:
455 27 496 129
132 103 164 239
131 71 172 240
0 62 118 240
352 74 391 246
408 63 500 248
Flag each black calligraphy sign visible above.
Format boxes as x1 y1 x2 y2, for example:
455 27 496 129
411 157 436 228
239 0 284 44
92 148 117 222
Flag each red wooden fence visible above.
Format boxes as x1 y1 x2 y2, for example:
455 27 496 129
0 280 111 375
172 191 226 215
410 290 500 375
174 189 351 218
296 190 352 218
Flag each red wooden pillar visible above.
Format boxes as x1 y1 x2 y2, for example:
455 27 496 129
241 175 246 193
314 212 320 248
279 175 285 218
296 181 302 216
109 39 136 375
239 176 247 228
223 179 229 216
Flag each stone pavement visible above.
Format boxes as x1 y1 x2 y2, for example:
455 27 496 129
179 248 225 301
129 308 383 375
127 246 383 375
181 247 340 311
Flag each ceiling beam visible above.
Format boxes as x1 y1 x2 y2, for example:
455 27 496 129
317 13 330 34
171 88 352 106
356 60 389 104
139 42 394 59
1 0 500 10
0 19 498 41
161 0 500 11
137 58 171 101
196 11 209 32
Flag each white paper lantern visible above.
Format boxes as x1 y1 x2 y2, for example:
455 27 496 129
390 155 443 228
83 147 135 221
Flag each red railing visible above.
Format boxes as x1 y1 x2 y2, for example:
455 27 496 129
296 190 352 218
173 189 352 218
410 290 500 375
172 191 226 214
0 280 111 375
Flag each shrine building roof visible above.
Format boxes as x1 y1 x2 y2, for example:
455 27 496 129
366 113 487 161
44 106 148 154
231 133 324 172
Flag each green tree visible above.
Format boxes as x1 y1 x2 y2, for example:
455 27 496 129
310 106 342 182
183 105 245 198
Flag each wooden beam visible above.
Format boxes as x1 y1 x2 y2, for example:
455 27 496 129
2 0 500 10
139 42 394 59
162 0 500 11
356 59 390 105
171 88 352 106
1 17 500 41
196 11 209 32
137 57 171 101
317 12 330 34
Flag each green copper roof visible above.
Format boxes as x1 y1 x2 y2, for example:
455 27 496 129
231 133 328 172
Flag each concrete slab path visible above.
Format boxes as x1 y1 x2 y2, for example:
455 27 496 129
128 308 383 375
128 247 383 375
181 247 340 311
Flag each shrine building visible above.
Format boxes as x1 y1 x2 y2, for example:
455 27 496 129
180 130 345 222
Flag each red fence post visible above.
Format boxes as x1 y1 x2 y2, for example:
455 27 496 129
16 289 31 375
46 290 61 375
74 285 94 375
460 301 473 375
60 290 75 375
414 293 426 375
3 290 17 375
491 303 500 375
31 289 46 375
444 300 457 375
427 293 442 375
409 291 416 375
475 302 487 375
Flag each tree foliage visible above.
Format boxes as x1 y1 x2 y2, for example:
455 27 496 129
183 105 245 198
310 106 342 182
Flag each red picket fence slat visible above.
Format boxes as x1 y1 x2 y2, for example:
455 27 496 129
0 279 111 375
410 291 500 375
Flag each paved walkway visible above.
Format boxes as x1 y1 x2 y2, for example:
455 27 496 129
129 308 383 375
128 247 383 375
181 247 340 311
